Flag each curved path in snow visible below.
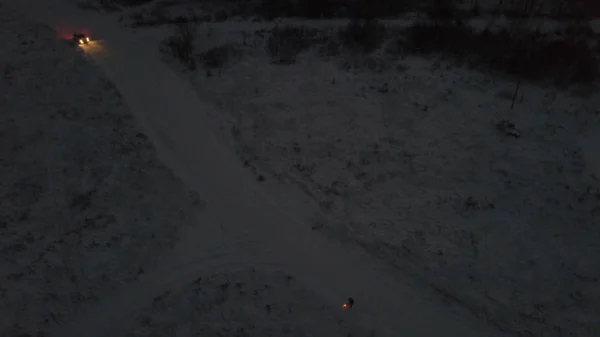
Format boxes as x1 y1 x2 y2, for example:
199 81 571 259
9 2 509 337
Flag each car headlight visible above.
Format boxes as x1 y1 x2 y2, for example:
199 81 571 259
86 37 90 42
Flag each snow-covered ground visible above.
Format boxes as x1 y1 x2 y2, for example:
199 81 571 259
0 6 204 336
5 0 600 336
159 15 600 337
0 5 371 337
122 269 371 337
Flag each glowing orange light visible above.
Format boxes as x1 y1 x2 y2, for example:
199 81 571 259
342 303 348 310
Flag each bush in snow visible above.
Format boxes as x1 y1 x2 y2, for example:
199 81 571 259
198 44 242 69
256 0 414 20
77 0 122 12
257 0 340 20
338 19 388 53
163 21 197 70
402 20 598 85
111 0 152 6
265 25 316 64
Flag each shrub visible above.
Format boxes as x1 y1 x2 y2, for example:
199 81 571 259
112 0 152 6
295 0 340 18
163 22 196 69
256 0 295 20
78 0 122 11
265 25 316 64
198 44 242 69
338 19 388 53
347 0 412 19
403 20 476 56
256 0 413 19
318 37 343 57
424 0 458 19
257 0 341 19
517 39 597 84
402 20 598 84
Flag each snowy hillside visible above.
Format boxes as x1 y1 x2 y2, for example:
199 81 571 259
157 9 600 337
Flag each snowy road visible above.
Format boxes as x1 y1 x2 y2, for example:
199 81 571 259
9 2 509 336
